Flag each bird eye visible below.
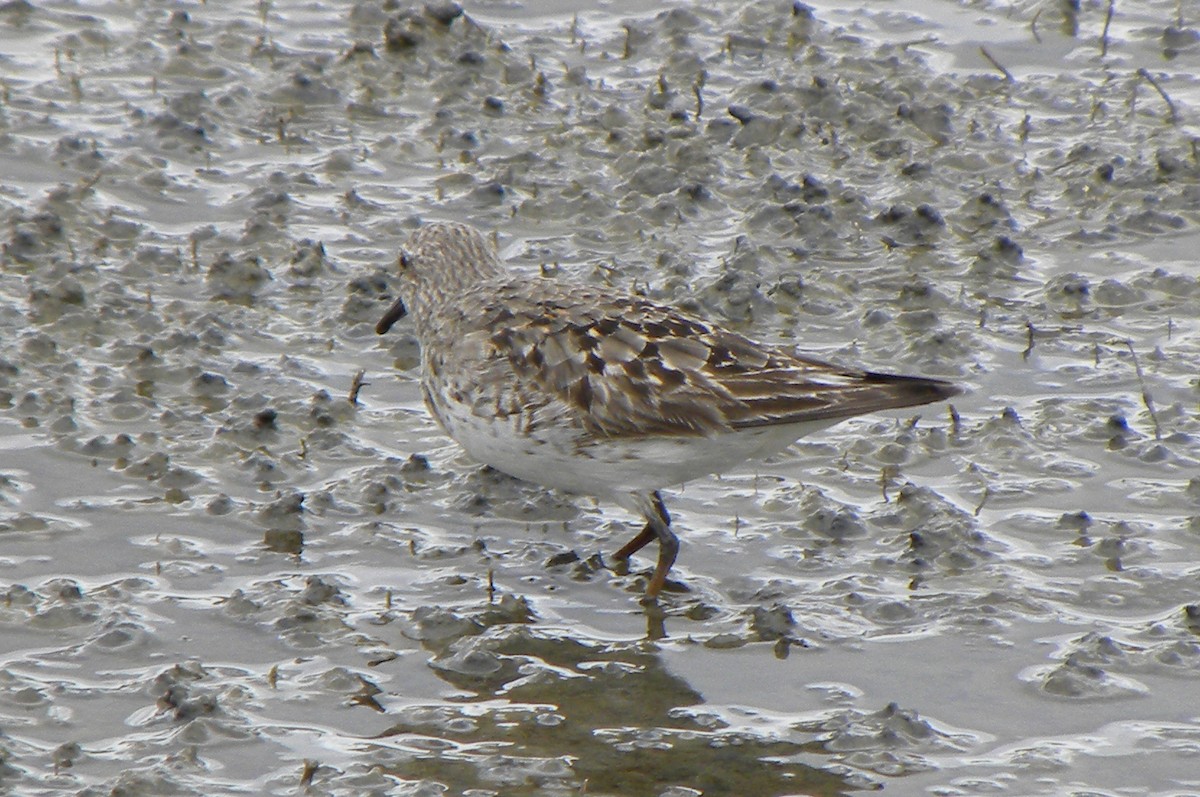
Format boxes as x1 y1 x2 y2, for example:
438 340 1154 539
398 251 412 270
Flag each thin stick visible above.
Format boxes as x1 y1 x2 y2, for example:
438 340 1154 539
979 46 1014 82
1117 339 1162 440
348 369 368 404
1137 68 1180 124
1022 321 1036 360
974 486 991 517
880 465 899 503
1100 0 1116 57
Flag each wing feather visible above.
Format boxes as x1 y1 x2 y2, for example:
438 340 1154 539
480 280 959 440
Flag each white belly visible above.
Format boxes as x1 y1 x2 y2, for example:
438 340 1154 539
426 383 842 498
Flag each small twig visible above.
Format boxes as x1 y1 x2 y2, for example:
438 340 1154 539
880 465 899 503
949 404 961 438
974 486 991 517
1100 0 1116 57
1022 321 1036 360
898 36 939 50
979 46 1014 82
1117 339 1162 440
1137 68 1180 124
348 369 368 405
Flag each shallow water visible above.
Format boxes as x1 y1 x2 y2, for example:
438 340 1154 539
1 0 1199 795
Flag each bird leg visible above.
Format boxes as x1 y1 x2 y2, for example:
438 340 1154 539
613 525 656 560
612 491 678 597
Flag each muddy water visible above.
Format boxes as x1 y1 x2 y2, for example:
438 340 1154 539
1 0 1199 795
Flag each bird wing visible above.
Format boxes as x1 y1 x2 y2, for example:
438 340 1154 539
482 281 958 440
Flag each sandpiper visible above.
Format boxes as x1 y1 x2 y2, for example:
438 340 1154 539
375 222 960 597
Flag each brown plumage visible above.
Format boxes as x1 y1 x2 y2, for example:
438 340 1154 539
376 222 961 597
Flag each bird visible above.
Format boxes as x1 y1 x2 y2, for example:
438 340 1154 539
374 222 960 598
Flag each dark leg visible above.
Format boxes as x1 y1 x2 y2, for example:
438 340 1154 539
612 492 678 597
613 525 656 560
